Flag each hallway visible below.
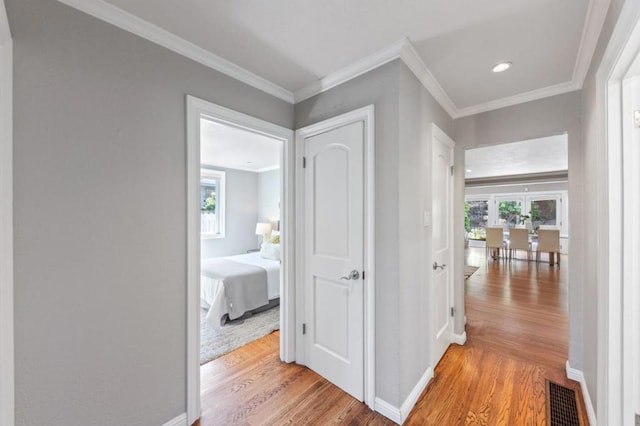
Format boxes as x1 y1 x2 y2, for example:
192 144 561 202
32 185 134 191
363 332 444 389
405 247 586 424
197 247 587 425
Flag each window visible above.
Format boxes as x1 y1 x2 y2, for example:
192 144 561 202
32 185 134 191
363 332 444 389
529 196 560 230
466 199 489 240
201 169 225 239
496 197 523 229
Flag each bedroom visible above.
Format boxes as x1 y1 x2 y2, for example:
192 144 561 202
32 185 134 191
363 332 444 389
198 115 283 365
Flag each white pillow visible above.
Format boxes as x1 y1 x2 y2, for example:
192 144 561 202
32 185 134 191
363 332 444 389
260 242 280 261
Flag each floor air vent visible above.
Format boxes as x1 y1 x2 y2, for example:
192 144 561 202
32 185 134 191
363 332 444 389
546 381 581 426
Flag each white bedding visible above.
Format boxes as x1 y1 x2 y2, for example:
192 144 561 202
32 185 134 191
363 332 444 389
201 252 280 328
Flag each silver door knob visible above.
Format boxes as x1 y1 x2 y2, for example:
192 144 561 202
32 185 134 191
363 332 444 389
433 262 446 270
341 270 360 280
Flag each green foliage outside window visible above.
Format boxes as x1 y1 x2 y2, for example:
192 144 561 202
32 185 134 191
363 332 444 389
464 202 471 233
498 201 521 225
202 193 216 212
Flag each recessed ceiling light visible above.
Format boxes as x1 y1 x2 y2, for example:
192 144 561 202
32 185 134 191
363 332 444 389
466 169 472 173
492 62 512 73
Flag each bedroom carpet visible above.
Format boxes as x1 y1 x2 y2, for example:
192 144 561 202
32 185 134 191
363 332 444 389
200 305 279 365
464 265 480 280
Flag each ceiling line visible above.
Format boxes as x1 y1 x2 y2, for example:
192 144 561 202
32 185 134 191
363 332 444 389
56 0 295 103
55 0 607 118
0 0 10 43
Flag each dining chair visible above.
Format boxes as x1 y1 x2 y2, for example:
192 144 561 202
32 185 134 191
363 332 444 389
536 229 561 266
508 228 530 261
485 227 505 260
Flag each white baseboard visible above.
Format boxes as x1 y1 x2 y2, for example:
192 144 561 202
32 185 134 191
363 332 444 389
452 332 467 345
374 397 402 424
375 366 434 424
162 413 187 426
566 361 596 426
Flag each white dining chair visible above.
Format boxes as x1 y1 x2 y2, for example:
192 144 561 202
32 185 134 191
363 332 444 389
485 227 505 261
536 229 561 266
508 228 531 261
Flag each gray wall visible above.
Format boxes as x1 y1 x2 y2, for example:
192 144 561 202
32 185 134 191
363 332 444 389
397 63 454 402
257 169 280 225
296 61 402 405
201 167 259 258
295 60 455 406
454 91 583 377
579 0 626 414
7 0 292 424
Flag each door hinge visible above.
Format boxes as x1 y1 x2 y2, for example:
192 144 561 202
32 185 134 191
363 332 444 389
302 157 306 168
450 307 455 317
362 270 365 280
302 323 306 335
450 165 454 176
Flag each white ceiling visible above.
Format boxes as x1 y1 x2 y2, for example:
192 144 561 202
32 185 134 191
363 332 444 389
72 0 604 115
200 119 281 172
465 134 568 179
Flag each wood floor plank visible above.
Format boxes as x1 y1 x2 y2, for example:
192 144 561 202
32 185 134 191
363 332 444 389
197 248 587 425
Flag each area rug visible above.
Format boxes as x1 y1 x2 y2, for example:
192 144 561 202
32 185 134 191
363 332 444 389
464 265 480 280
200 305 279 365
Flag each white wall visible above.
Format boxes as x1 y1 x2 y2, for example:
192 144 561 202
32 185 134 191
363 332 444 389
7 0 293 424
201 167 260 258
258 169 280 226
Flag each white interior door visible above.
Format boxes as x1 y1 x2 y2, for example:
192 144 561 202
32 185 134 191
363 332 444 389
302 120 364 401
431 125 454 366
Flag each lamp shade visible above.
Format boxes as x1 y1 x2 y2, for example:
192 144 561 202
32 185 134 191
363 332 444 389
255 222 272 236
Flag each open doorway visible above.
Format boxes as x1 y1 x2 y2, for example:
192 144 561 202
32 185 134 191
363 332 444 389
461 133 574 390
198 117 282 365
185 96 294 424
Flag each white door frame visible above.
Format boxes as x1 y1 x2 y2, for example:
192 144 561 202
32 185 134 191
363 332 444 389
0 1 13 424
186 96 294 424
295 105 376 408
597 2 640 424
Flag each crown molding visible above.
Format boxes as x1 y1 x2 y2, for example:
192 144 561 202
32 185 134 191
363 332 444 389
398 39 458 117
293 39 405 103
454 80 581 118
0 0 10 43
573 0 612 86
56 0 294 103
55 0 609 116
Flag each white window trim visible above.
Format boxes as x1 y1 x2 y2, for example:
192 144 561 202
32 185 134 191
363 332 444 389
466 190 568 237
200 168 226 239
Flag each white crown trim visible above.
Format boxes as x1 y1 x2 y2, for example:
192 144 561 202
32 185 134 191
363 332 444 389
398 39 458 117
0 0 10 43
572 0 612 86
56 0 294 103
454 80 582 118
293 39 405 103
55 0 608 116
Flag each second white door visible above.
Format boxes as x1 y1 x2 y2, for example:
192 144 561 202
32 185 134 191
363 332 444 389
300 117 365 401
431 124 454 367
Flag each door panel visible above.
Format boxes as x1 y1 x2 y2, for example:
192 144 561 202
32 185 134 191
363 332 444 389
303 120 364 401
432 125 454 367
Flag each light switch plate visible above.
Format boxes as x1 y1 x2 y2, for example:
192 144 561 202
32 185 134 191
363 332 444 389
634 110 640 128
423 211 431 227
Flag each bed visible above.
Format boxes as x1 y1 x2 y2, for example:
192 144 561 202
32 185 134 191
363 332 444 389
201 251 280 329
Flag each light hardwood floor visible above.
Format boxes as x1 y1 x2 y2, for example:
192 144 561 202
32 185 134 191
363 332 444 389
197 248 586 425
